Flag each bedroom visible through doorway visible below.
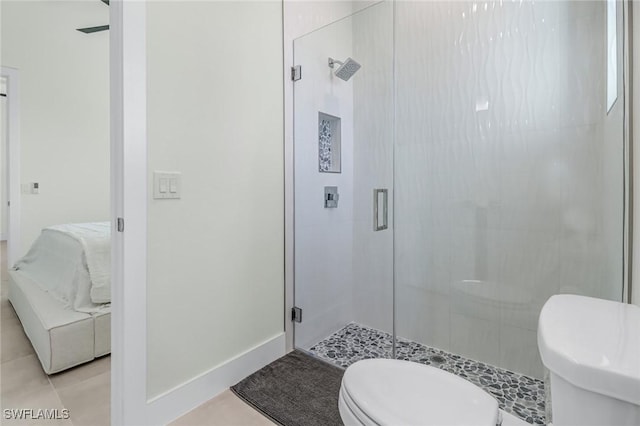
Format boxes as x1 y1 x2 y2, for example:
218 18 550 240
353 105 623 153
0 1 111 424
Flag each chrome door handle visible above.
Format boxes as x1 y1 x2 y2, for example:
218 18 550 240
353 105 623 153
374 188 388 231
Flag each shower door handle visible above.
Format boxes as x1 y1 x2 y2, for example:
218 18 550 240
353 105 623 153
374 189 388 231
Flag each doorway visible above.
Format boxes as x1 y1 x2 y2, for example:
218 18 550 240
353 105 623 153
0 1 111 424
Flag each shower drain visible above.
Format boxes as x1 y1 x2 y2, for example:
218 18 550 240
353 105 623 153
429 355 447 364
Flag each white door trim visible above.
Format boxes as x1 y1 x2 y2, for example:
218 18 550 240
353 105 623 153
110 0 148 424
1 66 21 267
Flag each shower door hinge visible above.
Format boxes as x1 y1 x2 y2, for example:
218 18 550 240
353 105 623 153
291 65 302 81
291 306 302 323
116 217 124 233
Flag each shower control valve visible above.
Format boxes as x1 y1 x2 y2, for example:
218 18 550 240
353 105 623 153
324 186 339 208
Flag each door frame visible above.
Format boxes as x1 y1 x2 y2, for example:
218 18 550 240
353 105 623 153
1 66 21 267
110 0 149 424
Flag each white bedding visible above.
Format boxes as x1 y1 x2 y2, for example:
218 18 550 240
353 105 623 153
47 222 111 304
13 222 111 313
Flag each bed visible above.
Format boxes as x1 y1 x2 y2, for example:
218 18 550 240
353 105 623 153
8 222 111 374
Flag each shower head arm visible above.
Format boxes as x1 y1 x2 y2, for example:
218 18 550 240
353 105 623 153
328 58 343 68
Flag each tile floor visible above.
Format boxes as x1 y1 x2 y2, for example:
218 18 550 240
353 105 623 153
170 391 274 426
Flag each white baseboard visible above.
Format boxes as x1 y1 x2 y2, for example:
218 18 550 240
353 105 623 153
143 332 286 425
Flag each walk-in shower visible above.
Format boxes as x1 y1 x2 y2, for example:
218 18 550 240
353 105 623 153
293 1 627 424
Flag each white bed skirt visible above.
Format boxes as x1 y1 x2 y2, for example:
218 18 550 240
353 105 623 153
8 270 111 374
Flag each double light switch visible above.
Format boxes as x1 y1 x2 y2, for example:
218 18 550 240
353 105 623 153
153 171 181 199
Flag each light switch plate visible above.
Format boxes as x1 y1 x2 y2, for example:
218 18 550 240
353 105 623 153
20 183 39 195
153 171 181 199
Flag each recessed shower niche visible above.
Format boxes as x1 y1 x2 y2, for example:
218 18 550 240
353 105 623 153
318 112 341 173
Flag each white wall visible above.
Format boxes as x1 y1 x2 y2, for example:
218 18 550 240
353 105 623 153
1 1 110 259
146 1 284 399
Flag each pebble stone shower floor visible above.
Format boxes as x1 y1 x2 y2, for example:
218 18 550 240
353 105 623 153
309 323 546 425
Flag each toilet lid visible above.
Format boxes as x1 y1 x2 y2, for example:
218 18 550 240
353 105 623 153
341 359 499 426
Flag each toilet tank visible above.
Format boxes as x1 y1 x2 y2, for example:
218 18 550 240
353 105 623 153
538 295 640 426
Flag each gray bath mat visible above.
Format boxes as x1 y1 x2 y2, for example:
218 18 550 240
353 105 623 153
231 350 344 426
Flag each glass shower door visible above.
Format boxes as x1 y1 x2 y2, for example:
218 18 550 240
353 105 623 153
292 2 395 364
393 0 626 380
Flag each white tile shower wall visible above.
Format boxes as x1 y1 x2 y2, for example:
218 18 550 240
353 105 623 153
390 1 622 378
293 16 356 350
351 1 394 335
284 1 375 41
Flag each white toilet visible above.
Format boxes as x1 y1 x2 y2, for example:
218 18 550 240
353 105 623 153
338 358 516 426
338 294 640 426
537 294 640 426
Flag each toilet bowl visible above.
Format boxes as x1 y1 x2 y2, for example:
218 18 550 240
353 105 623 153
338 358 505 426
538 294 640 426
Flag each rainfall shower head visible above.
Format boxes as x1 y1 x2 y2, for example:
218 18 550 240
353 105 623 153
328 57 361 81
